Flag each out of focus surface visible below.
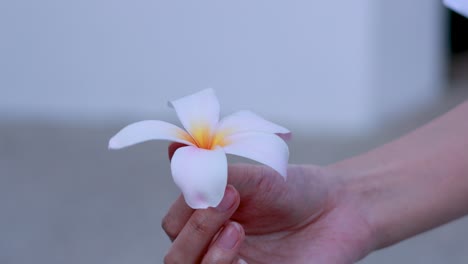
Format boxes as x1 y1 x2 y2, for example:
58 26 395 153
0 0 446 133
1 0 468 263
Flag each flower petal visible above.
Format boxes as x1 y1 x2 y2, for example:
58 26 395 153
109 120 195 149
169 88 220 137
217 110 291 139
222 132 289 178
171 146 228 209
444 0 468 17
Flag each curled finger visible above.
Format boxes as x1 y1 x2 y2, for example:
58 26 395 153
202 221 245 264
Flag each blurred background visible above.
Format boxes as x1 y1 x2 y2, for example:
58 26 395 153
1 0 467 263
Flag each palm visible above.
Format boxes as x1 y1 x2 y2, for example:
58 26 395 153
227 164 371 264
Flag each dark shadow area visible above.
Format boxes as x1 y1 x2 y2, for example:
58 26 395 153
450 10 468 54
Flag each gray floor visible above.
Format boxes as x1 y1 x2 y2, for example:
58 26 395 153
1 58 468 263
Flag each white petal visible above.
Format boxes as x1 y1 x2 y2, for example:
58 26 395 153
169 88 220 136
223 132 289 178
109 120 195 149
171 146 228 209
217 110 290 137
444 0 468 17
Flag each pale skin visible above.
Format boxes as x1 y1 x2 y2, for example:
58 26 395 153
161 100 468 264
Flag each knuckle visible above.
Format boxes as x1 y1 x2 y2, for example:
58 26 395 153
161 216 169 231
161 216 178 240
188 213 212 235
163 252 182 264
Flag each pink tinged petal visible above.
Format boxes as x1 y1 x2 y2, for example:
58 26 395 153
108 120 195 149
171 146 228 209
217 110 291 139
169 88 220 135
223 132 289 178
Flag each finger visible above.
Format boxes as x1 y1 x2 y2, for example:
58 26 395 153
168 142 187 161
201 221 245 264
161 194 194 241
164 185 240 264
162 142 193 241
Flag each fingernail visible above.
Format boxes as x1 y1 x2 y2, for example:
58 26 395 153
217 222 240 250
215 186 236 212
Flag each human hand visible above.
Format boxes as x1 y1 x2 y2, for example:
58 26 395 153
162 144 375 264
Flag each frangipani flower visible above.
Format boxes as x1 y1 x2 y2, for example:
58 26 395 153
109 89 290 209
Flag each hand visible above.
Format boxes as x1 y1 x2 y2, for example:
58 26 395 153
162 145 375 264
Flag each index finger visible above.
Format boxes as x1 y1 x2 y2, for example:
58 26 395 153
164 186 240 263
162 194 194 241
162 142 193 241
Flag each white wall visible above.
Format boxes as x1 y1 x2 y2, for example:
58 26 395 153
0 0 446 133
371 0 446 121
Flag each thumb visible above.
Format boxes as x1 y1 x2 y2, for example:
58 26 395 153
227 164 280 197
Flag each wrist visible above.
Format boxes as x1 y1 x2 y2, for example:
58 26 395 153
326 164 385 257
314 166 380 261
328 158 424 252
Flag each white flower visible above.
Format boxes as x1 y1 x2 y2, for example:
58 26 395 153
109 89 290 209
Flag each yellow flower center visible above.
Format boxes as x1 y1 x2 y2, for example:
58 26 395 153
188 123 229 150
